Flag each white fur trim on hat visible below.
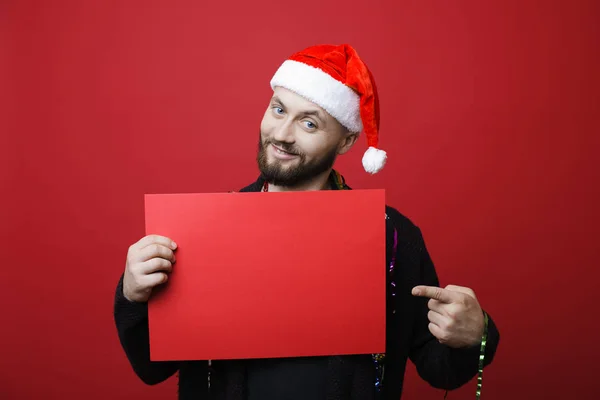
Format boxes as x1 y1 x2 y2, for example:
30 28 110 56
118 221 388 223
362 146 387 174
270 60 363 133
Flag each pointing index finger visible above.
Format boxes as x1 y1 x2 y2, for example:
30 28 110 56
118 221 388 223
412 285 459 304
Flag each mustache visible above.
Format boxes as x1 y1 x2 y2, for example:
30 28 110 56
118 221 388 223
262 139 302 156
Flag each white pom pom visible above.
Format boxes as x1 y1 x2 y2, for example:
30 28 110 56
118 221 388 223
362 146 387 174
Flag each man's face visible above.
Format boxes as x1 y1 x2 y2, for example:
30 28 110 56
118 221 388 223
257 87 357 187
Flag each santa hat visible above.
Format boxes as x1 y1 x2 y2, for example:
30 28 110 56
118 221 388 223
269 44 387 174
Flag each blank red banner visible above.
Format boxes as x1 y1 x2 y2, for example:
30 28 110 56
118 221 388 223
145 189 386 361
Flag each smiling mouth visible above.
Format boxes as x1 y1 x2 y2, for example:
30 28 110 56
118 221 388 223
271 144 298 156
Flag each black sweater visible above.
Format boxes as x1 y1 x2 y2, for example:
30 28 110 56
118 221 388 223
113 173 500 399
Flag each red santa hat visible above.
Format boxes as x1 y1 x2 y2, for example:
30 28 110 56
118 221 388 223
270 44 387 174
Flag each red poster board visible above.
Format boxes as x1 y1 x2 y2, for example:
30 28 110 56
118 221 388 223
145 189 386 361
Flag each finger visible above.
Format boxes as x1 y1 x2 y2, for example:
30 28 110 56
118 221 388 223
133 235 177 251
445 284 476 299
427 310 449 327
428 322 446 342
141 271 169 288
427 298 447 314
412 285 459 304
428 299 460 318
135 243 175 263
140 258 173 275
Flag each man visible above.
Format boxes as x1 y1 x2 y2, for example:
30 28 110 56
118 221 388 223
113 44 500 400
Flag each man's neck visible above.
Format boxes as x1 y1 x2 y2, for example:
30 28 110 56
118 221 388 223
266 170 332 192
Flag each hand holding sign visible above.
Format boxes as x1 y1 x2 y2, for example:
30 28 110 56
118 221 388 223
123 235 178 303
412 285 485 348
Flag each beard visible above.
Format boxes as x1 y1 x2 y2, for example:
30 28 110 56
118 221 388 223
257 131 338 187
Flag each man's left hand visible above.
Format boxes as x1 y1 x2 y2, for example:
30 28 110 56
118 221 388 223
412 285 485 348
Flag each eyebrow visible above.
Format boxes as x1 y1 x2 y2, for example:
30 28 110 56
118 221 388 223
301 110 325 119
271 96 326 123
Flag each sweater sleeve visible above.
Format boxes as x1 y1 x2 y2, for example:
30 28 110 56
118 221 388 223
113 273 179 385
408 229 500 390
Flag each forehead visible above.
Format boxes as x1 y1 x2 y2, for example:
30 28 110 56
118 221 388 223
272 87 326 113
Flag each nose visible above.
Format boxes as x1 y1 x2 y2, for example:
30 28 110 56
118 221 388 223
271 119 295 143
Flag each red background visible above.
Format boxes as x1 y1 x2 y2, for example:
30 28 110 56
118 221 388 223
2 1 599 399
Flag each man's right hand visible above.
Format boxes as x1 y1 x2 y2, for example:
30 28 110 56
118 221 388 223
123 234 178 303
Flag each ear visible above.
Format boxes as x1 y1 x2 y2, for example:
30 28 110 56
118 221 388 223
337 131 359 155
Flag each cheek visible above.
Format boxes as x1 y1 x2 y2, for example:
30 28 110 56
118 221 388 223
260 112 276 136
295 134 335 158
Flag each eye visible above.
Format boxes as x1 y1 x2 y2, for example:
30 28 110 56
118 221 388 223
303 120 317 130
272 106 284 115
